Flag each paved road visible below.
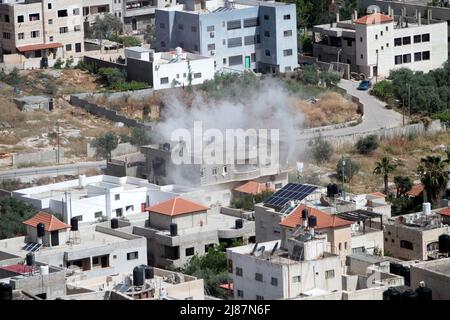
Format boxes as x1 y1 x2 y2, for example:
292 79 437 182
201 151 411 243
298 79 403 141
0 160 106 181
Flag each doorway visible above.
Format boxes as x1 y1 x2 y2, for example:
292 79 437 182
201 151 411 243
51 231 59 246
245 56 251 68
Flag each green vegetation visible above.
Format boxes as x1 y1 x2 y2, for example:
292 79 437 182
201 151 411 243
371 80 396 105
417 155 449 208
336 156 359 183
92 132 119 161
144 24 155 45
96 67 148 91
0 67 22 87
355 135 379 155
0 197 37 239
231 190 274 211
310 136 333 164
53 58 64 69
88 13 123 50
373 157 397 195
109 34 141 47
393 176 413 197
199 71 260 101
109 80 148 91
299 65 340 86
129 127 151 146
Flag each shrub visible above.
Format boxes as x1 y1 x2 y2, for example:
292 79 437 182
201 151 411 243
371 80 395 101
109 81 148 91
336 157 360 183
355 135 379 155
300 65 320 85
97 67 126 87
53 58 64 69
310 136 333 164
321 71 341 87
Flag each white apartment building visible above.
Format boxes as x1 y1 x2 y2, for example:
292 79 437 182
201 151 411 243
124 46 215 90
312 9 448 79
0 0 84 63
12 174 203 223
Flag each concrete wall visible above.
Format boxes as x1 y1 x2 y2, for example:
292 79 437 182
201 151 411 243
9 268 66 299
87 142 139 158
410 258 450 300
12 148 64 167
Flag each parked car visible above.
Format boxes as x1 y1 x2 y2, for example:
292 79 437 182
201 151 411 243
357 80 372 91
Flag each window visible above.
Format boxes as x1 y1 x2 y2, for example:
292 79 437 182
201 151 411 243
193 72 202 79
395 55 402 65
207 43 215 50
256 34 261 43
115 208 122 217
386 26 389 31
222 166 228 175
422 51 430 60
207 25 214 32
265 50 271 57
381 31 383 36
344 242 348 250
394 38 402 46
212 167 218 176
292 275 301 283
375 34 378 40
4 15 9 23
94 211 103 218
185 247 195 256
244 35 255 45
161 41 166 47
386 43 389 47
57 9 68 17
48 19 53 24
59 26 69 34
325 270 335 279
414 35 421 43
255 273 263 282
18 33 24 40
49 36 54 42
73 8 80 15
283 49 293 56
92 255 109 268
338 243 342 251
264 30 270 37
243 18 258 28
227 20 241 30
264 15 269 20
191 26 197 32
237 290 244 298
17 15 24 23
223 58 227 65
48 3 52 9
403 54 411 63
256 295 264 300
159 22 165 28
422 33 430 42
251 53 256 62
229 55 243 66
31 30 39 38
400 240 414 250
360 37 363 42
74 25 82 32
227 37 242 48
164 245 180 260
360 54 363 59
115 194 120 200
427 242 439 251
403 36 411 45
127 251 139 260
284 30 293 37
283 14 291 20
29 13 40 21
271 277 278 286
160 77 169 84
178 24 184 30
236 267 243 276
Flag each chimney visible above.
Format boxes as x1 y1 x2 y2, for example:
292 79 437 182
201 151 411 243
336 12 340 23
388 5 391 16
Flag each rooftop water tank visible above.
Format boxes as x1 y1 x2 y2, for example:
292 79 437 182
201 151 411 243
308 215 317 228
235 219 244 229
383 287 401 300
111 218 119 229
0 283 13 301
423 202 431 215
133 266 144 287
70 217 79 231
37 222 45 238
26 252 35 267
401 289 419 300
438 234 450 254
78 174 87 188
170 223 178 236
415 282 432 300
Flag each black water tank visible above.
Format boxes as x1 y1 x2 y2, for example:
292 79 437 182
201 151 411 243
301 209 308 220
400 266 411 286
383 287 401 301
390 262 401 275
235 219 244 229
37 222 45 238
401 289 419 301
416 285 433 300
170 223 178 236
133 266 144 286
439 234 450 254
0 283 13 301
70 217 79 231
26 252 34 267
308 215 317 228
144 266 154 279
326 184 339 197
111 218 119 229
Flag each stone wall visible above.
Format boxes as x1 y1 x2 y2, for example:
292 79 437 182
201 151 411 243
12 148 64 167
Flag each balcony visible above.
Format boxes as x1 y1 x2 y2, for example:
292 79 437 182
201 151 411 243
124 6 156 17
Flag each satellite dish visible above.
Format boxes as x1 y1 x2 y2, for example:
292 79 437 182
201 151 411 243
270 242 279 256
251 243 258 255
254 245 265 257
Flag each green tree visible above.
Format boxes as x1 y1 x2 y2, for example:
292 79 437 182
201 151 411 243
373 157 397 195
90 13 123 52
97 67 126 87
310 136 333 164
321 70 341 87
336 156 359 183
0 197 37 239
300 65 320 85
130 127 151 146
92 132 119 161
144 24 155 45
417 155 449 208
231 190 274 211
393 176 413 197
355 135 379 155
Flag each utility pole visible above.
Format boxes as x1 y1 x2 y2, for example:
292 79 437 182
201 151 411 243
337 49 342 73
408 83 411 122
56 121 60 164
341 156 346 200
375 51 379 84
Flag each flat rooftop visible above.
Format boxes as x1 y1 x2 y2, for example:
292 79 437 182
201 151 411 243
160 0 287 14
0 251 19 262
413 258 450 276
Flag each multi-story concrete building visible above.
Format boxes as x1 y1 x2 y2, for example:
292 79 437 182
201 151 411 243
312 9 447 79
383 204 450 261
410 257 450 300
154 0 298 73
0 0 84 62
12 174 203 223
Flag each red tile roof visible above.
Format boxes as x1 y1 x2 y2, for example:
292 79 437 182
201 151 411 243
145 197 208 216
355 13 393 25
369 192 386 199
0 264 34 275
439 206 450 217
23 211 70 231
219 283 233 290
234 181 274 195
407 184 424 197
279 204 353 230
16 42 63 52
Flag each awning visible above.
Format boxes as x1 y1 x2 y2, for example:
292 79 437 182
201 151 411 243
16 42 63 53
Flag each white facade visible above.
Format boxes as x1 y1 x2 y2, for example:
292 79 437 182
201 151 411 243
12 175 202 223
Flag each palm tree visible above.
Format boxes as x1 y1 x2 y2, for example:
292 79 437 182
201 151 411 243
373 157 397 195
417 156 449 208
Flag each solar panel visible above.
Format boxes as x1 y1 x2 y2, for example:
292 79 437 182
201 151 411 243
264 183 318 210
23 242 42 252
